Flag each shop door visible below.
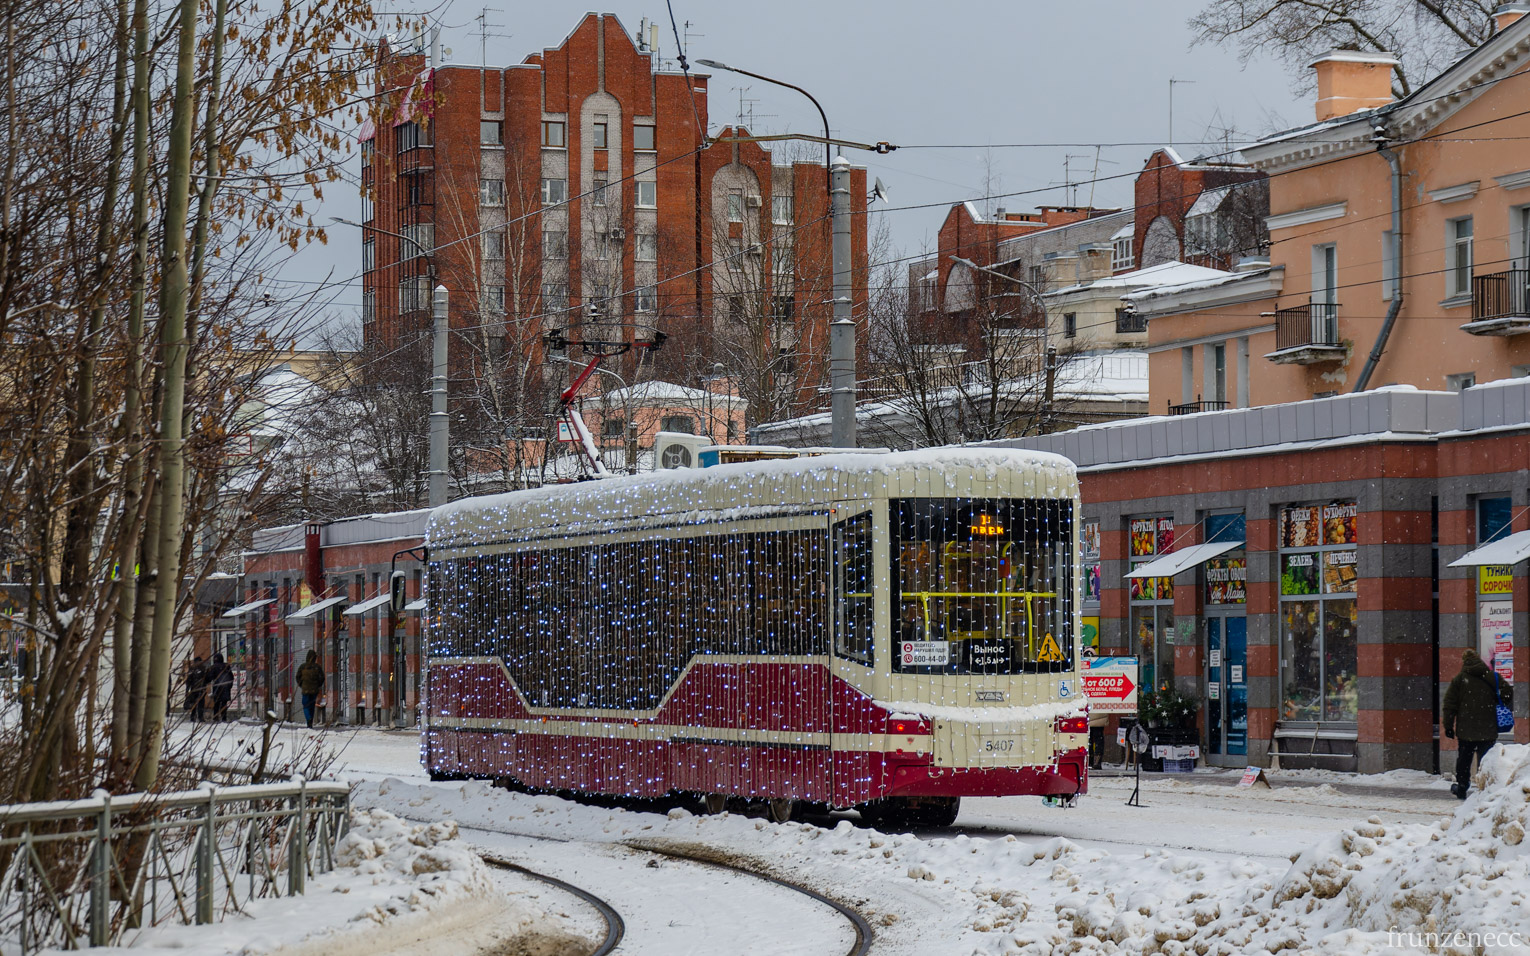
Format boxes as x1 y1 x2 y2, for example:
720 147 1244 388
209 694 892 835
1205 613 1248 759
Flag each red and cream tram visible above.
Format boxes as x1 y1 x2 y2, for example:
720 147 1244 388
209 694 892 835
422 448 1089 825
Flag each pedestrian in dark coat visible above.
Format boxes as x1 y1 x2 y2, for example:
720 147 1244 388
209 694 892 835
295 650 325 729
206 653 234 721
1442 648 1513 799
184 656 207 723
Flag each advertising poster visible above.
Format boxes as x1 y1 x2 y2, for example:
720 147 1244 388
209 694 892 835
1081 656 1138 714
1130 518 1157 557
1281 506 1320 548
1322 550 1358 593
1081 617 1100 656
1322 502 1358 545
1280 552 1320 595
1479 600 1515 682
1085 563 1102 603
1479 565 1514 596
1082 519 1101 558
1204 557 1247 605
1156 517 1175 555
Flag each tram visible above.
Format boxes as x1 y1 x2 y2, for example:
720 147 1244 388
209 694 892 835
421 448 1089 826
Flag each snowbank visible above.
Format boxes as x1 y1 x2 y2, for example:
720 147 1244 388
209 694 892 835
88 807 579 956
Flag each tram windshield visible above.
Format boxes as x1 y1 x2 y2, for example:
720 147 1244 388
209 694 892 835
892 498 1073 674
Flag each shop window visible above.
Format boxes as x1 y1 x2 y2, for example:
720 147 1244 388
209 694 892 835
1477 497 1515 681
1278 502 1358 723
1128 514 1176 693
1203 512 1247 606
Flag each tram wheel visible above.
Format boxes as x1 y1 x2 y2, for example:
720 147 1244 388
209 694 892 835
703 793 728 815
766 798 794 823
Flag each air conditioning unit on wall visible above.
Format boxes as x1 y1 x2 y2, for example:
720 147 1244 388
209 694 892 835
653 430 708 470
746 195 762 208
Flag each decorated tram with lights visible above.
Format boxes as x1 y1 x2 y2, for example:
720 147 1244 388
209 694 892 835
421 448 1089 826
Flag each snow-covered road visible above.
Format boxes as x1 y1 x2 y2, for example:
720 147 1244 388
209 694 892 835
159 721 1530 955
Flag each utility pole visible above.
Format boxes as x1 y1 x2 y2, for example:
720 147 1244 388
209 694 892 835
429 286 449 507
830 154 856 448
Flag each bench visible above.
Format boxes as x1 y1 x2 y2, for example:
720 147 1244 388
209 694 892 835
1269 724 1357 770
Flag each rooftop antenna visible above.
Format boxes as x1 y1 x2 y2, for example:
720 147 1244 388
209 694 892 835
1062 153 1090 205
1169 77 1196 151
1085 146 1118 210
476 7 504 66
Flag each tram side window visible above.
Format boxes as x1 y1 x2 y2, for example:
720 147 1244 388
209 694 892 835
833 513 875 664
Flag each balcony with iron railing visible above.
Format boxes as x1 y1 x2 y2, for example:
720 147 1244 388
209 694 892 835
1168 396 1230 415
1463 268 1530 336
1266 301 1344 364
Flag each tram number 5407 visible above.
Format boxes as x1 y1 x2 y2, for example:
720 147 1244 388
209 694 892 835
977 736 1018 755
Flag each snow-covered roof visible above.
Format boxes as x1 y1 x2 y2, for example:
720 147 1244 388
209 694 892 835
596 380 745 408
1121 264 1285 319
1046 260 1229 298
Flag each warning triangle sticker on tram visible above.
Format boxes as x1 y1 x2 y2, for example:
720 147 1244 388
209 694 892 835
1037 633 1064 662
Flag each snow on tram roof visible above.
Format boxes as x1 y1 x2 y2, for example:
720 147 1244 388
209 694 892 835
426 447 1076 546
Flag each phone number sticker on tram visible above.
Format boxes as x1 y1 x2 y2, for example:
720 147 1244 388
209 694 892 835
901 640 949 666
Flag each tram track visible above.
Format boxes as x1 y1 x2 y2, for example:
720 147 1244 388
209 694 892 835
450 814 872 956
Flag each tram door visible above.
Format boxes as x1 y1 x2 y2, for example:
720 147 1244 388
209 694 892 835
1205 614 1248 760
830 507 877 802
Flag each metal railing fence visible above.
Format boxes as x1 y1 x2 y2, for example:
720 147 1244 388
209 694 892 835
0 778 350 954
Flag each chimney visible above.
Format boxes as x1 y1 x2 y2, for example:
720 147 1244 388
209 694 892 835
1309 50 1398 122
1495 3 1530 30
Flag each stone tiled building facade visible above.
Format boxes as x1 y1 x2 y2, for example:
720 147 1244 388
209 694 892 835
999 381 1530 773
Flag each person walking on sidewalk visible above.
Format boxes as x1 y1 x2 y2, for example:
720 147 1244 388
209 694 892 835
296 650 325 729
206 653 234 721
1442 648 1513 799
184 656 207 723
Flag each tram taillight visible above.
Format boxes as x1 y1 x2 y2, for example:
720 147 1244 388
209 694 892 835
1054 715 1088 735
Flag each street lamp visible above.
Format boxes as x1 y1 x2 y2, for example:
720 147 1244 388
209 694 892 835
948 255 1059 434
331 217 450 506
691 61 855 447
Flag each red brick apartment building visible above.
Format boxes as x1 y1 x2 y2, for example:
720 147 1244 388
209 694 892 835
359 12 867 416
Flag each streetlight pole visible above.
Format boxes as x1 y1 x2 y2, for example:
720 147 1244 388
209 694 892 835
429 285 448 506
331 218 450 506
692 60 854 446
948 255 1059 434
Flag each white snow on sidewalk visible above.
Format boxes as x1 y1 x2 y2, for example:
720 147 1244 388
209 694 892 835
353 747 1530 955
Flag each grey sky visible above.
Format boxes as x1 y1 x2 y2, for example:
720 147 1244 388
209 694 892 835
280 1 1308 329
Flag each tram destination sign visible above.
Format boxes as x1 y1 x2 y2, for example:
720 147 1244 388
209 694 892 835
1081 656 1138 714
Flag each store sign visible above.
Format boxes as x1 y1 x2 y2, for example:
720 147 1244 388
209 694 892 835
1204 557 1247 605
1280 552 1319 595
1153 744 1201 759
1082 656 1138 714
900 641 948 667
1479 600 1515 682
1479 565 1514 595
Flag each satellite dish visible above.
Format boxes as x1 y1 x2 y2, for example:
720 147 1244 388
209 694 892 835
870 178 890 205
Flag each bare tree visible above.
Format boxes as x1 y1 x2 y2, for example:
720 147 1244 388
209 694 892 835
1190 0 1496 98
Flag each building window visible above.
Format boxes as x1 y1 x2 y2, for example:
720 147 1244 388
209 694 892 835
636 233 657 262
727 189 744 223
592 177 608 206
635 286 656 312
1128 515 1176 695
592 117 608 150
543 283 568 313
772 195 793 224
482 286 504 315
1115 307 1147 333
1278 502 1358 723
770 295 795 322
403 171 426 206
541 178 566 205
399 222 432 259
396 121 421 153
636 181 656 208
360 139 374 167
592 232 610 260
1063 312 1076 338
480 179 504 207
398 275 429 312
1112 235 1134 271
543 229 566 260
483 232 504 261
1028 264 1045 289
1447 216 1473 299
362 239 374 272
542 120 565 147
1311 243 1337 304
361 192 373 223
633 124 655 151
1212 342 1227 402
602 417 626 439
660 414 694 434
727 239 744 272
1446 372 1476 392
361 290 374 323
480 121 502 145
